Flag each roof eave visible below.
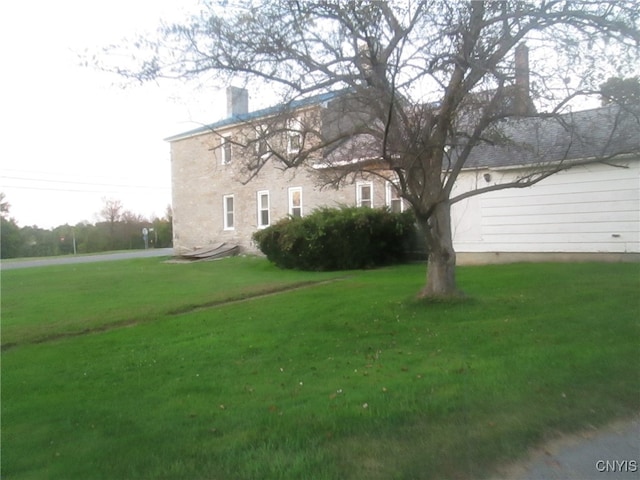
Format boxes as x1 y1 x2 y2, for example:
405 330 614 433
165 89 349 143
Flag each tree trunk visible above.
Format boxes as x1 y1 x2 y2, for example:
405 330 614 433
418 201 460 298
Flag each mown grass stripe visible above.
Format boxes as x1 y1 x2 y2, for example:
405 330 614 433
2 259 638 479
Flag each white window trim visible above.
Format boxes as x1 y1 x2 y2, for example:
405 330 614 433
221 135 232 165
223 194 235 230
356 182 373 208
288 187 303 217
287 133 301 154
255 125 268 156
286 118 302 154
256 190 270 228
385 181 405 212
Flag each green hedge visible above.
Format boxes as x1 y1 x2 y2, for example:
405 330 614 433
252 206 417 270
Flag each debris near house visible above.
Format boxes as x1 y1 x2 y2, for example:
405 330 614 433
178 243 239 262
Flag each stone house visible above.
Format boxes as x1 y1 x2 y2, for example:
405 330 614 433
166 84 639 263
165 88 405 256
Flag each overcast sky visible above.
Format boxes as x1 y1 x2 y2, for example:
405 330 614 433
1 2 628 229
0 0 224 228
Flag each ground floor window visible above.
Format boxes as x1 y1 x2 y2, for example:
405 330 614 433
223 194 234 230
386 181 404 213
288 187 303 217
257 190 270 228
356 182 373 208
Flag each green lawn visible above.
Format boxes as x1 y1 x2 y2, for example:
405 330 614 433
0 256 341 348
2 258 639 479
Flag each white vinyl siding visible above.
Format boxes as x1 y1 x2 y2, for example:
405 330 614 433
452 162 640 253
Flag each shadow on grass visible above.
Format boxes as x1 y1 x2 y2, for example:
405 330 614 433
410 292 479 307
168 278 346 315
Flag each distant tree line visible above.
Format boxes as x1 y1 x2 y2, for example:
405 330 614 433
0 194 172 259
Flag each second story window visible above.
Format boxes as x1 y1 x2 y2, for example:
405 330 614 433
221 135 232 165
287 118 302 155
255 125 269 156
288 133 301 154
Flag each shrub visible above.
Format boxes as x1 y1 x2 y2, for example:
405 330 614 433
253 206 417 270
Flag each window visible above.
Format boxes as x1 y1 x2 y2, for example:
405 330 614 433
288 187 303 218
223 194 234 230
255 125 268 156
221 136 232 165
257 190 270 228
287 118 302 154
288 133 301 154
386 182 404 213
356 182 373 208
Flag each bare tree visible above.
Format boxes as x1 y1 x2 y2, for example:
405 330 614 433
103 0 640 296
99 197 123 250
121 210 147 224
0 192 10 218
99 198 123 225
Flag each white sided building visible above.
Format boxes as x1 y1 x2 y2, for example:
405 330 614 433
451 105 640 263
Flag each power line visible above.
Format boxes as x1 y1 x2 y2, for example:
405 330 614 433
0 184 170 194
1 176 169 191
1 167 158 184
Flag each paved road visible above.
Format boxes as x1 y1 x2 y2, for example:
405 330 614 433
1 248 174 270
493 417 640 479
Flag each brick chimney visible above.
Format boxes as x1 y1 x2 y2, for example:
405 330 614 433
514 44 532 115
226 86 249 117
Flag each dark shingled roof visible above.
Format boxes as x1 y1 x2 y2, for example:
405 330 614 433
166 86 639 170
322 102 640 170
461 103 640 169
